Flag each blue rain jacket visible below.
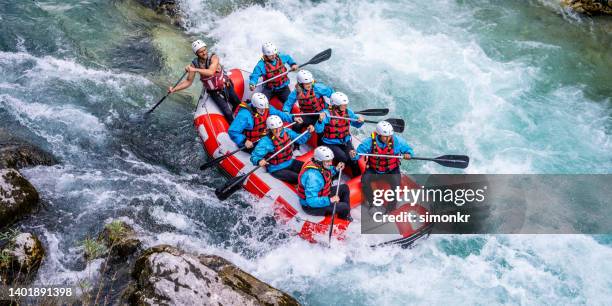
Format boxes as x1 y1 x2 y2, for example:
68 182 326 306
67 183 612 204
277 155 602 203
250 128 311 173
282 83 334 113
249 53 296 90
314 108 364 145
228 104 293 146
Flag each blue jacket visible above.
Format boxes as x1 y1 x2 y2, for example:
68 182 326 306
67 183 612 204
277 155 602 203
355 135 415 173
314 108 364 145
282 83 334 113
249 53 296 90
228 104 293 146
299 166 338 208
250 128 311 173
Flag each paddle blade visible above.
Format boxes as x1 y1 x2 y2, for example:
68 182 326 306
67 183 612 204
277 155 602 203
215 175 248 200
355 108 389 116
385 118 405 133
433 155 470 169
303 48 332 66
143 95 167 117
200 158 221 171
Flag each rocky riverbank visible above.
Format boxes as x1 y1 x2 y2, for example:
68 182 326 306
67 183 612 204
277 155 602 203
562 0 612 15
75 220 299 305
0 132 57 228
0 133 57 288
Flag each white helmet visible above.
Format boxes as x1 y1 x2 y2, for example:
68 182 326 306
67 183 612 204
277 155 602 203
262 42 278 56
376 121 394 136
297 70 314 84
191 40 207 53
266 115 283 129
330 92 349 106
251 93 269 109
314 146 334 162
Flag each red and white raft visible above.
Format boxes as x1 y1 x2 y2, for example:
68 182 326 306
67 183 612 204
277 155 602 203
194 69 433 247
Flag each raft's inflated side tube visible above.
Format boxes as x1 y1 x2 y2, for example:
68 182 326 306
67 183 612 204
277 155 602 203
194 69 432 246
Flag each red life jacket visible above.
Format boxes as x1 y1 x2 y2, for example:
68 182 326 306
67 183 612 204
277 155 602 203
297 160 332 200
263 55 289 89
266 130 293 165
367 133 400 172
234 102 268 142
296 85 325 113
323 107 351 141
192 54 226 91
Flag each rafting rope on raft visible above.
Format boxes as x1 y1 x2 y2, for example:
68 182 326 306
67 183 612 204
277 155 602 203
202 92 221 148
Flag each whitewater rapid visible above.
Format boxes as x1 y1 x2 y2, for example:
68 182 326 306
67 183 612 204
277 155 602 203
1 0 611 304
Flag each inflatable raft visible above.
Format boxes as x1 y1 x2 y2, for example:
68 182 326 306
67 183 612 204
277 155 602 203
194 69 432 247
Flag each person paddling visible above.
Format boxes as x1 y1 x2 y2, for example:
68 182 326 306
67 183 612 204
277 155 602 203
283 69 334 132
249 42 298 103
297 146 353 221
355 121 414 212
168 40 240 123
229 93 300 153
314 92 364 176
250 115 314 185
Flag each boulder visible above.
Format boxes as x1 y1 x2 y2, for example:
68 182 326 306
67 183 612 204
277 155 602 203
0 169 39 227
562 0 612 15
0 232 45 285
82 220 142 262
0 134 58 169
124 245 300 306
97 220 142 258
135 0 179 17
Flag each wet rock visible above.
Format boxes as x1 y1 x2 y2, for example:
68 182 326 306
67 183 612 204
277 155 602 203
562 0 612 15
136 0 180 18
82 220 142 262
97 220 142 258
125 245 300 306
0 169 39 227
0 232 45 285
0 130 58 169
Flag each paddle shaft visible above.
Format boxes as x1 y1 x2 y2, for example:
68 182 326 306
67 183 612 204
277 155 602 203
358 153 403 159
256 70 292 87
328 116 391 125
201 122 297 170
146 71 188 114
255 49 332 87
328 170 343 247
293 108 388 117
327 116 404 133
358 153 469 164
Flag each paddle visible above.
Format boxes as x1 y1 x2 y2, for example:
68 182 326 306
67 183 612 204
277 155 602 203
292 108 389 117
355 108 389 116
256 48 333 87
328 116 405 133
358 153 470 169
144 71 188 116
214 129 310 200
328 170 343 247
199 122 296 171
200 145 249 171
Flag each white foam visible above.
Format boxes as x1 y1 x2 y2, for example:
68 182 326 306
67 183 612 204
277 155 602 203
171 1 612 304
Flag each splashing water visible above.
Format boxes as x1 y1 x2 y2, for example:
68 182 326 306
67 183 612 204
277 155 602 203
1 0 611 304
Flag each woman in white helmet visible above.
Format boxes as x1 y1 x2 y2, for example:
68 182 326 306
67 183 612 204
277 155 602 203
296 146 352 221
168 39 241 123
248 42 298 103
283 69 335 132
228 93 298 153
314 91 365 176
354 121 414 213
250 115 315 184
